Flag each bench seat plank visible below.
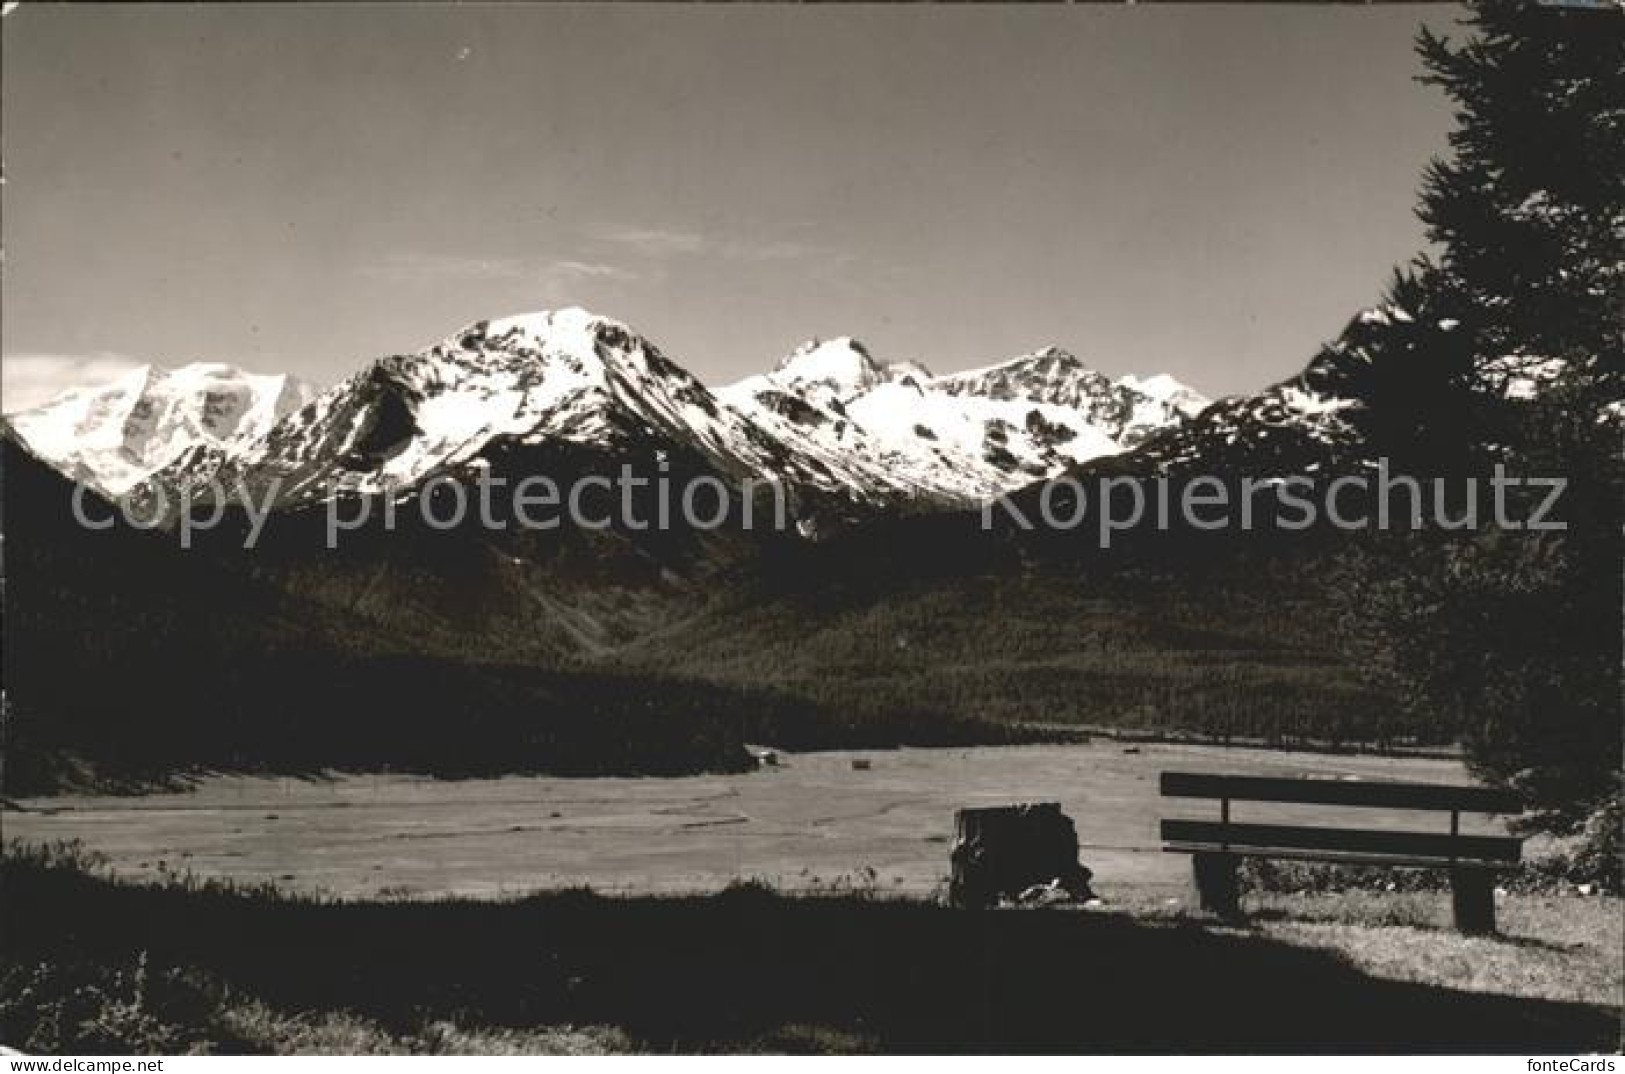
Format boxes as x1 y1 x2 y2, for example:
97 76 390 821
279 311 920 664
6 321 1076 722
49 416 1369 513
1160 772 1520 814
1162 844 1510 870
1161 818 1521 863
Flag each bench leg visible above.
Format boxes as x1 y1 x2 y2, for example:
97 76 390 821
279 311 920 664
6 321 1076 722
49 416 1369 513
1192 852 1242 920
1451 870 1496 935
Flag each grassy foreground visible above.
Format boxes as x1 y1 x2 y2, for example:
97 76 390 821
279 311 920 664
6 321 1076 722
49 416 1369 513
1 844 1618 1055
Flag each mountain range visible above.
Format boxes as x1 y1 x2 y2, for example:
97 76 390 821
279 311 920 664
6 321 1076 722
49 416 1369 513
7 309 1214 519
0 300 1535 668
15 304 1507 530
3 300 1595 790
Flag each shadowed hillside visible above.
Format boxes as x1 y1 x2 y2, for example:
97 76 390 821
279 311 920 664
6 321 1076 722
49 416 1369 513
624 516 1416 749
0 435 774 791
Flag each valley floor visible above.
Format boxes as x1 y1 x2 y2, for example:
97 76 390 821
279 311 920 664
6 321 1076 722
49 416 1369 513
4 742 1499 900
5 743 1616 1053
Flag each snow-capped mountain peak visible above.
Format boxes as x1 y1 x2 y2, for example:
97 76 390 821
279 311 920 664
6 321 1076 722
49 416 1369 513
7 361 318 495
1118 372 1205 412
771 337 885 396
932 346 1113 410
726 337 938 406
163 306 782 508
720 338 1210 503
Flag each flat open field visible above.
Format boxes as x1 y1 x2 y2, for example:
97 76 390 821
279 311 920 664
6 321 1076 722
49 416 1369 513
5 742 1505 900
7 744 1619 1052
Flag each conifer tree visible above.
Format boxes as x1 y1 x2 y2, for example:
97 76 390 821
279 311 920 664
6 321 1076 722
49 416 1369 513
1343 2 1622 861
1412 0 1623 374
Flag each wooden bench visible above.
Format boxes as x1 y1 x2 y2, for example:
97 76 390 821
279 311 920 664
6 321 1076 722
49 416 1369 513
1159 771 1522 934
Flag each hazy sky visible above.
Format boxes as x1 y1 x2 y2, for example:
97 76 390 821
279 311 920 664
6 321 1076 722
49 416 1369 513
2 3 1462 411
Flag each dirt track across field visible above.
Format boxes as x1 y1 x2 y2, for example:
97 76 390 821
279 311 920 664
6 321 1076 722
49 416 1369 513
4 743 1506 900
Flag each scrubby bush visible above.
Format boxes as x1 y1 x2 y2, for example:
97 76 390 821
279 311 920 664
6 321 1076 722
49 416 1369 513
0 955 228 1055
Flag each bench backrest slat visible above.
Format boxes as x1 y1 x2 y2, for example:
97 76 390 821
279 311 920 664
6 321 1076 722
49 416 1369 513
1161 819 1522 863
1160 772 1520 814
